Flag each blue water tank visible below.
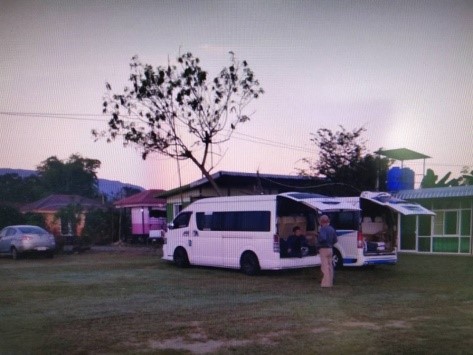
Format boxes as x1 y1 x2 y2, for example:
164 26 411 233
387 167 415 191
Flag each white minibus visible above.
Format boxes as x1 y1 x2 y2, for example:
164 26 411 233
162 192 359 275
332 191 434 267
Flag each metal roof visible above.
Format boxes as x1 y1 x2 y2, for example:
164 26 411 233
396 185 473 200
20 194 104 213
157 170 327 198
189 170 314 188
114 189 166 208
375 148 430 161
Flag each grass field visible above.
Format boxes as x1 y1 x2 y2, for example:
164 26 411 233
0 246 472 354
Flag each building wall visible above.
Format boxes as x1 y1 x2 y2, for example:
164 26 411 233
43 212 86 236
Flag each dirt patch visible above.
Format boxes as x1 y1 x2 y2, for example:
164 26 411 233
148 322 282 353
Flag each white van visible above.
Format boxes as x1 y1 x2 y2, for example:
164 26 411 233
162 192 359 275
333 192 435 267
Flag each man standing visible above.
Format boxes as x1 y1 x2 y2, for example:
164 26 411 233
317 215 338 287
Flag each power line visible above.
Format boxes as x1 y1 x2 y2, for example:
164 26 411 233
1 110 471 169
0 111 104 122
0 110 316 154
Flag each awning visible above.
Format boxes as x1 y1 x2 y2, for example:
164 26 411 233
360 191 435 216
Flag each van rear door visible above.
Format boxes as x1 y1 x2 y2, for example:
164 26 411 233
360 192 434 216
279 192 361 213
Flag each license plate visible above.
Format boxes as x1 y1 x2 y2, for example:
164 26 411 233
36 247 47 251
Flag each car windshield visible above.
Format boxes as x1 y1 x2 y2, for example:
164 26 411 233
18 226 46 234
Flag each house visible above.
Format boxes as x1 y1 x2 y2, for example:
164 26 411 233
114 189 166 241
396 185 473 255
157 170 336 220
20 194 104 236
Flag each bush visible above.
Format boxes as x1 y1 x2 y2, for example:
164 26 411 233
83 207 121 245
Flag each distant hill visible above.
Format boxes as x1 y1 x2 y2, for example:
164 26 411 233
0 168 145 198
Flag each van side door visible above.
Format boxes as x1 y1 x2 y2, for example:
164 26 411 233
192 212 221 266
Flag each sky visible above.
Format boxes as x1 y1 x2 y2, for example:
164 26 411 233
1 0 472 190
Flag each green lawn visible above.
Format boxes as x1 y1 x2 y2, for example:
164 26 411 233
0 248 472 354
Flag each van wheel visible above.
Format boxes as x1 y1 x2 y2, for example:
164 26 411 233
173 247 189 268
332 249 343 269
240 252 260 276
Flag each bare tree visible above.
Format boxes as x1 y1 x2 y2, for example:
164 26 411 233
93 51 264 195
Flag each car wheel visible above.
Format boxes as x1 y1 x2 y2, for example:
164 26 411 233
11 247 20 260
332 248 343 269
173 247 190 268
46 251 54 259
240 251 260 276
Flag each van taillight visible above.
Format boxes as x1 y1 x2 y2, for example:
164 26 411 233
273 234 280 252
357 230 364 249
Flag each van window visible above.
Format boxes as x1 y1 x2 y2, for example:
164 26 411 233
172 212 192 229
325 211 360 230
196 213 213 230
208 211 271 232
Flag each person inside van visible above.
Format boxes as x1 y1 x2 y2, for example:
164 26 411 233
285 226 309 258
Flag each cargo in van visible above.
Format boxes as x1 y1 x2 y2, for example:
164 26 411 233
334 192 434 267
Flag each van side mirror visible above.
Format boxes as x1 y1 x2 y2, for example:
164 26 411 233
167 222 174 230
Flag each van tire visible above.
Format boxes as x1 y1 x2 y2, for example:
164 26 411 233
173 247 190 268
11 247 20 260
332 248 343 269
240 251 260 276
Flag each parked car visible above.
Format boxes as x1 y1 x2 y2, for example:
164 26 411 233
0 225 56 259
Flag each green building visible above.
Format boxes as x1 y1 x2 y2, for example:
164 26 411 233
396 186 473 255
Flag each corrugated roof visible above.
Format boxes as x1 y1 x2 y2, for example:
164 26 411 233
396 185 473 200
21 194 104 213
189 170 313 188
114 189 166 207
157 170 324 198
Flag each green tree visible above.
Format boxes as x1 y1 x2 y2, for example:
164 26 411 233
37 154 101 198
420 169 459 188
83 207 120 245
299 126 391 194
94 51 264 196
0 173 44 203
23 212 46 229
0 205 25 229
458 166 473 186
